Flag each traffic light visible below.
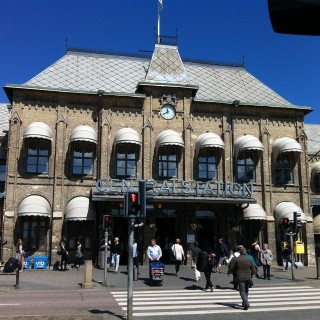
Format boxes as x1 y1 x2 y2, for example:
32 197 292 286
139 180 154 217
282 217 290 230
293 211 302 233
103 214 111 229
125 191 140 216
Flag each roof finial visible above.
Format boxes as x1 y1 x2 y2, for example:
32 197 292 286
157 0 163 44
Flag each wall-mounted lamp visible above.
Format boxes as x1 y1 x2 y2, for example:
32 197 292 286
233 100 240 107
119 202 124 209
157 203 162 209
97 90 104 97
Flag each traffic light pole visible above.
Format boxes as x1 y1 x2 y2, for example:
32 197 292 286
286 231 296 281
104 228 109 286
127 216 135 320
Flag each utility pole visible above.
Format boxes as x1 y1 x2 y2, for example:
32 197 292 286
104 228 109 286
287 231 296 281
127 216 135 320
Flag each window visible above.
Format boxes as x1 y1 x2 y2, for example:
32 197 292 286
116 144 137 177
158 146 178 179
21 217 48 251
275 153 293 184
198 148 217 180
237 150 255 183
26 139 50 174
315 174 320 192
0 160 6 192
72 142 94 176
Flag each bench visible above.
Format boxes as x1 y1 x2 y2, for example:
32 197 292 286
0 270 20 289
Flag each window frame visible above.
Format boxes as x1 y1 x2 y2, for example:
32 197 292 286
236 150 256 183
71 141 95 177
116 143 138 178
26 138 50 175
198 147 217 180
158 145 178 179
275 152 294 185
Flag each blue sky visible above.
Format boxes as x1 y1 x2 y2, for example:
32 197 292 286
1 0 319 123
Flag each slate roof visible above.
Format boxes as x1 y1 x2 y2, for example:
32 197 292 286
305 124 320 155
5 45 310 110
0 103 9 133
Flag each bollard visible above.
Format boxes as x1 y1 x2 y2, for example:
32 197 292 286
133 265 138 281
82 260 93 289
15 269 19 289
317 257 320 280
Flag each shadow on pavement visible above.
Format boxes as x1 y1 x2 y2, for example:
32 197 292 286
216 302 242 310
89 309 126 320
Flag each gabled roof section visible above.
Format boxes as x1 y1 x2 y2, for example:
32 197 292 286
145 44 189 84
305 124 320 155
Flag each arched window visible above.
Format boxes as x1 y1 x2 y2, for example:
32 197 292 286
275 153 293 184
72 141 95 176
116 144 138 177
236 150 255 183
198 148 217 180
158 146 178 179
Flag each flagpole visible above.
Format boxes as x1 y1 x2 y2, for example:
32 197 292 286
157 1 160 44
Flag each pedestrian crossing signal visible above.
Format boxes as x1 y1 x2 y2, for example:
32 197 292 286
125 192 141 216
282 217 290 230
103 215 111 229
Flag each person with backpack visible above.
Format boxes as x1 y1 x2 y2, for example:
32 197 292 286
205 248 217 291
171 239 185 277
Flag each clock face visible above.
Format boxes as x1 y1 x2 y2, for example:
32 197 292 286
160 104 176 120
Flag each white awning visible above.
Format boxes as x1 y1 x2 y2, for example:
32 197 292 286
18 195 51 217
272 137 302 162
242 203 267 220
195 132 224 155
23 122 53 141
274 202 306 223
114 128 142 146
155 130 184 151
70 125 97 144
311 162 320 176
313 215 320 234
234 135 264 159
65 196 96 221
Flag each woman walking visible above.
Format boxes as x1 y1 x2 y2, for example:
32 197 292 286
59 236 68 271
75 240 83 270
260 243 273 280
191 241 201 282
171 239 184 277
16 239 25 272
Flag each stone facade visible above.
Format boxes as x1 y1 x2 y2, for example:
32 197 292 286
1 44 315 267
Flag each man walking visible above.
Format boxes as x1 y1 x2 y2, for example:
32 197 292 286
111 237 121 274
229 246 255 310
217 238 229 273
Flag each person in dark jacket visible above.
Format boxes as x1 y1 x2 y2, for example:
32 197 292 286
217 238 229 273
282 244 298 270
110 237 121 273
59 236 68 271
229 246 255 310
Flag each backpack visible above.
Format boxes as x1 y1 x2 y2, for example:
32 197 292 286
207 252 217 266
3 257 18 273
197 251 208 272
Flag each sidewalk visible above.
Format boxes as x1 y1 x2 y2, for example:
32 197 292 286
1 263 319 291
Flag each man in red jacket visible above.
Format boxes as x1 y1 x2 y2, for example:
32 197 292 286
229 246 255 310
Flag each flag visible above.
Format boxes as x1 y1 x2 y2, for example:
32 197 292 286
159 0 163 12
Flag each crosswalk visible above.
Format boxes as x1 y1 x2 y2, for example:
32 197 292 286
111 285 320 316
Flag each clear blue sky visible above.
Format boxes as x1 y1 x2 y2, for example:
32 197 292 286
1 0 319 123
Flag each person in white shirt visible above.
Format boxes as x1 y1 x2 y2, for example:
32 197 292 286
172 239 185 277
147 239 162 261
133 239 139 274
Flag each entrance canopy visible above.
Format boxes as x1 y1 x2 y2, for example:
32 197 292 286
272 137 302 162
70 125 97 144
114 128 141 145
274 201 306 223
23 122 53 141
242 203 267 220
65 196 96 221
234 135 264 159
195 132 224 156
155 130 184 151
18 195 51 217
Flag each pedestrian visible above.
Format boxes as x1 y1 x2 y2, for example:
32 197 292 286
217 238 229 273
191 241 201 282
59 236 68 271
162 237 173 264
250 238 262 277
229 246 255 310
260 243 273 280
147 239 162 280
227 247 241 290
111 237 121 273
16 239 25 272
74 240 83 270
171 239 185 277
133 239 139 274
204 247 216 292
282 244 298 270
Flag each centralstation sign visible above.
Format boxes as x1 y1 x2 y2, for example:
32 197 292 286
94 178 254 199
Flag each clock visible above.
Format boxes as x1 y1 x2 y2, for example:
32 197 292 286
160 104 176 120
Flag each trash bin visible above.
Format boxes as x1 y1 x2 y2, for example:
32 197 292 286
24 256 31 270
99 246 110 270
33 256 48 269
294 241 304 254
